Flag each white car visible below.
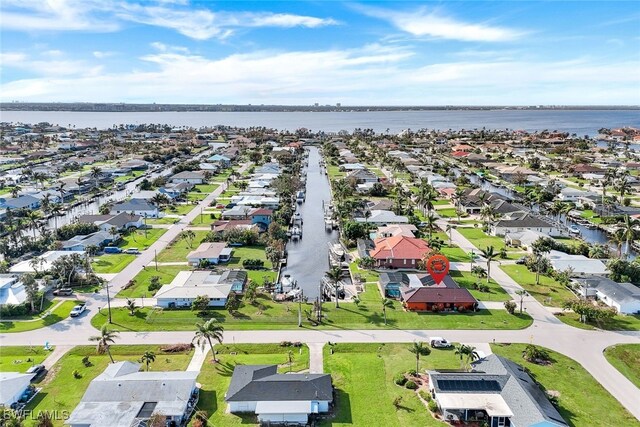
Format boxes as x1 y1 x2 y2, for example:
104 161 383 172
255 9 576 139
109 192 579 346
70 304 87 317
429 337 452 348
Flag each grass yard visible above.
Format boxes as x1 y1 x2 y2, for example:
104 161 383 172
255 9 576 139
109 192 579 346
156 230 210 262
491 343 640 427
580 209 603 224
114 170 145 182
440 245 472 263
0 346 50 372
193 183 220 194
117 265 192 298
435 207 458 218
226 245 273 269
195 344 309 426
92 285 531 332
450 270 511 302
189 213 219 226
433 199 451 206
604 344 640 389
146 216 179 225
91 253 136 273
322 343 460 427
327 165 345 178
120 227 167 250
349 261 380 283
501 264 576 307
26 345 193 427
0 300 80 333
556 312 640 331
163 203 197 215
457 227 507 252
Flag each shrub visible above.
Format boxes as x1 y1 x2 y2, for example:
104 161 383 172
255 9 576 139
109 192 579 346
242 259 265 270
160 343 193 353
427 399 439 413
419 390 431 402
407 369 417 376
405 380 418 390
504 300 517 315
280 341 293 347
394 374 408 386
72 369 82 379
81 356 92 367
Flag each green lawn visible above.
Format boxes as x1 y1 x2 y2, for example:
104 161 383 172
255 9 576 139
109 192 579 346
435 207 458 218
156 230 210 262
604 344 640 389
92 285 531 332
193 183 220 194
457 227 508 251
146 216 179 225
189 213 219 226
0 300 80 333
492 343 640 427
580 209 603 224
501 264 576 307
556 312 640 331
0 346 50 372
322 343 460 427
440 245 472 262
450 270 511 302
195 344 309 426
114 170 145 182
349 261 380 283
433 199 451 206
162 203 197 215
186 192 209 201
26 345 193 427
327 165 345 178
120 227 167 250
92 253 136 273
117 265 191 298
226 245 276 282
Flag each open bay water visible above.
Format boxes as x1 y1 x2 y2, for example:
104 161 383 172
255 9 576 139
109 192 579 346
2 109 639 135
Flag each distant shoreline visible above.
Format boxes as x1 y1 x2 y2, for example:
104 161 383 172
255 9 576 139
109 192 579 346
1 103 639 113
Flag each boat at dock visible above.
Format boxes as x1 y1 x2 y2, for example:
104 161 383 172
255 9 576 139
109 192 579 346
568 225 581 235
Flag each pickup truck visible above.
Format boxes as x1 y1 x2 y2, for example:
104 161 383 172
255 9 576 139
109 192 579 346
52 288 73 296
70 303 87 317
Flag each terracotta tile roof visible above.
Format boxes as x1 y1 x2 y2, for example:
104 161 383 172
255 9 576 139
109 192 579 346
401 287 477 304
371 236 431 260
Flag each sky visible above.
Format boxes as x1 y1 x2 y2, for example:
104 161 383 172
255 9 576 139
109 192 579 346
1 0 639 105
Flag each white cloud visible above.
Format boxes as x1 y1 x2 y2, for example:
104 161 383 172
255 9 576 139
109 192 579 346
93 51 117 59
355 4 523 42
1 45 638 105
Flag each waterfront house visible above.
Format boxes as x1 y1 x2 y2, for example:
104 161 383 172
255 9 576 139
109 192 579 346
170 171 206 184
575 276 640 314
0 194 40 210
546 250 608 277
210 220 256 236
428 355 568 427
355 209 408 225
230 195 280 209
60 230 117 251
346 168 379 184
375 224 418 239
77 212 143 232
0 275 27 306
10 251 85 275
401 286 478 312
155 270 247 308
0 372 34 408
110 199 159 218
370 235 431 269
379 271 457 298
66 361 199 427
186 242 233 266
225 365 333 425
491 213 562 237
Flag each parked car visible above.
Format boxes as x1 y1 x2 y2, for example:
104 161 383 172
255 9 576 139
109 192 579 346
103 246 122 254
429 337 452 348
26 364 46 381
123 248 140 254
52 288 73 296
70 303 87 317
515 256 527 265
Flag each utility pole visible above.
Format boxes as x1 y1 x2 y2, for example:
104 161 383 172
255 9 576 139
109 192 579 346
106 281 112 324
154 249 158 271
297 289 304 327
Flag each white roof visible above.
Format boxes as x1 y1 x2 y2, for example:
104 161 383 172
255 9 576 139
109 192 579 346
0 276 26 305
9 251 85 274
155 270 232 300
0 372 33 406
547 250 608 275
255 400 312 414
437 393 513 417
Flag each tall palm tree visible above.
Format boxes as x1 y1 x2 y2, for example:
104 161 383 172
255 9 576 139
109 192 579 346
381 298 393 325
424 213 437 239
480 246 496 284
620 215 639 258
454 344 480 371
408 341 431 373
611 229 625 258
25 210 41 239
90 166 103 190
445 223 455 245
181 230 196 248
140 350 156 371
193 318 224 363
325 266 343 308
89 324 119 363
50 204 63 232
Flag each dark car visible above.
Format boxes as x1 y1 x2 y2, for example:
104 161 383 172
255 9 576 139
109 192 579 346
515 256 527 265
52 288 73 296
26 364 46 380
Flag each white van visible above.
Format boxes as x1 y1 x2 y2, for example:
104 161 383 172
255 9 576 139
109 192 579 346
429 337 452 348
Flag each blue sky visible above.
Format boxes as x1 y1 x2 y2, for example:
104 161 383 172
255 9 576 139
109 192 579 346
1 1 639 105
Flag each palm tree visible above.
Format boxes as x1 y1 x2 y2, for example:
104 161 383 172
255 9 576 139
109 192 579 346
325 266 343 308
408 341 431 373
89 324 119 363
181 230 196 249
515 290 528 314
445 223 455 245
620 215 639 258
423 213 437 239
531 238 552 285
10 185 21 198
611 229 625 258
381 298 393 325
139 350 156 371
25 210 41 239
454 344 480 371
90 166 103 190
50 204 63 232
193 318 224 363
126 298 137 316
480 246 496 284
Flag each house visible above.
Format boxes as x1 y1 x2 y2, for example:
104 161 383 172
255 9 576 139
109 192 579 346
222 205 255 220
250 208 273 229
60 230 117 251
159 182 194 199
370 235 431 269
0 275 27 306
77 212 144 232
546 250 608 277
10 251 85 275
379 272 458 298
170 171 206 184
155 270 247 308
66 361 199 427
110 199 159 218
210 220 256 235
401 287 478 312
207 154 231 167
0 194 41 210
0 372 34 407
346 168 379 184
375 224 418 239
428 355 568 427
491 213 563 237
557 187 591 202
230 195 280 209
186 242 233 266
355 210 408 225
504 230 547 250
225 365 333 425
575 276 640 314
129 190 158 201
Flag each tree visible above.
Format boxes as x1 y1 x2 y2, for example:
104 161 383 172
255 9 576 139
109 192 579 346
89 324 119 363
445 223 455 245
25 210 41 239
454 344 480 371
21 272 39 313
193 318 224 363
381 298 394 325
515 290 527 314
620 215 639 258
531 238 553 285
180 230 196 248
90 166 103 190
192 295 210 313
325 266 343 308
243 280 258 305
225 292 241 314
480 246 496 284
126 298 137 316
1 408 24 427
504 300 517 314
139 350 156 371
408 341 431 373
148 275 161 293
523 344 550 363
36 411 53 427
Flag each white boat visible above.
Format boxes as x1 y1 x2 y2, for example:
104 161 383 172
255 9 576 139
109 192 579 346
328 242 345 260
568 225 580 235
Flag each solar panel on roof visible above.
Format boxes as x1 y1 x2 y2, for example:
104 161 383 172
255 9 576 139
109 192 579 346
438 379 501 392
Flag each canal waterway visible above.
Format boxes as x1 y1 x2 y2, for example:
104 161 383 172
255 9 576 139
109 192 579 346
280 146 338 299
